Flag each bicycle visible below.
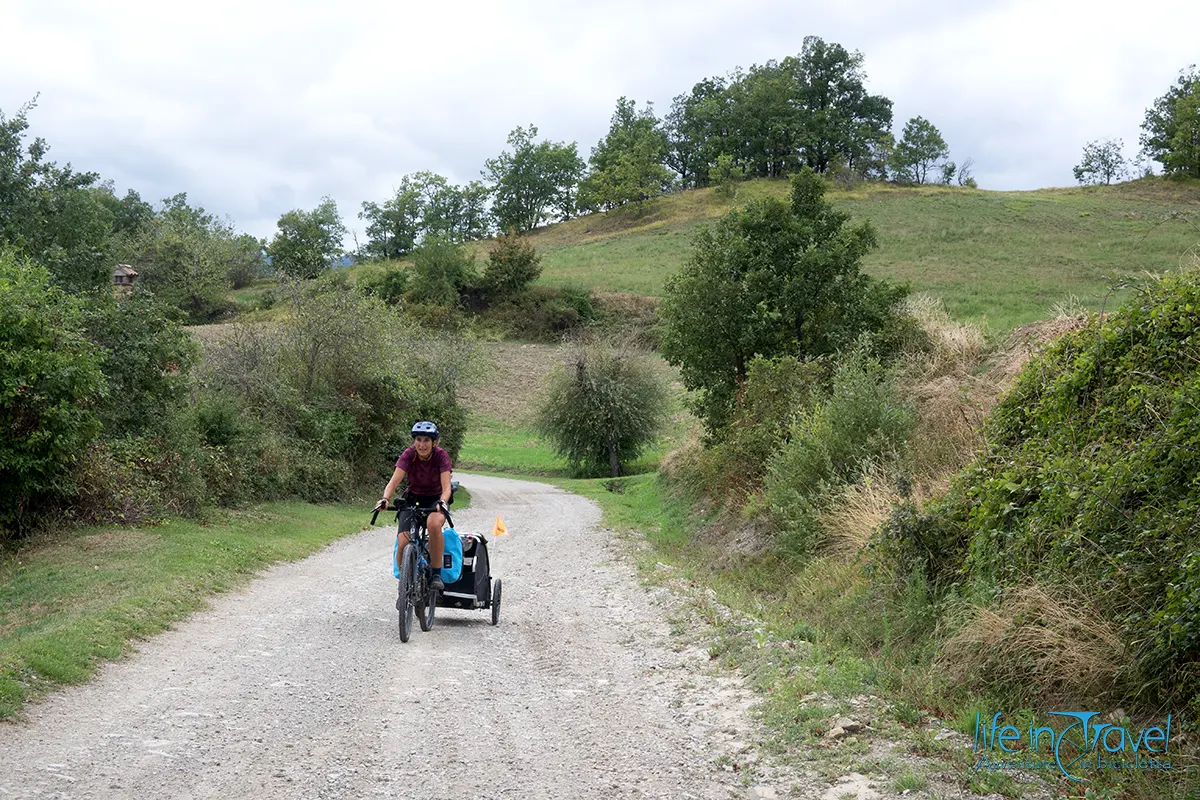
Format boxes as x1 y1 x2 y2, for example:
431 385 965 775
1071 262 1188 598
372 495 452 642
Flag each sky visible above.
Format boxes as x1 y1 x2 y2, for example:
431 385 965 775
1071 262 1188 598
2 0 1197 244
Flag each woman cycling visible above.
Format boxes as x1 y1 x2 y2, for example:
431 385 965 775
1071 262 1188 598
376 421 453 592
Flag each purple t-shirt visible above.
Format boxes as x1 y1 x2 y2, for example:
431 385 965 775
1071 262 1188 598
396 446 452 496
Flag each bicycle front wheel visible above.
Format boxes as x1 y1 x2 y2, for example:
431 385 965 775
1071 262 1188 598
397 543 417 642
419 561 437 632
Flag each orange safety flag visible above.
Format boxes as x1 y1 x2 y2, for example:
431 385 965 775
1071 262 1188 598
492 515 508 537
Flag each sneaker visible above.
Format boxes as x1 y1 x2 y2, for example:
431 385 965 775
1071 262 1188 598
430 570 444 593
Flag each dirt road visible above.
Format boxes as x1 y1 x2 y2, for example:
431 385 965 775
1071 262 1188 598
0 474 782 799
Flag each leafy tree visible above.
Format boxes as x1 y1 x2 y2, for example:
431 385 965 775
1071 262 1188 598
1140 65 1200 178
225 233 266 289
423 175 493 242
890 116 950 184
1163 84 1200 178
664 77 731 187
361 173 493 260
268 197 347 279
483 126 585 232
482 232 541 301
660 167 906 434
95 183 155 237
79 288 198 436
790 37 893 176
119 195 238 323
0 97 113 290
0 251 106 535
536 343 668 477
359 179 424 260
1073 138 1129 185
578 98 673 211
726 60 800 178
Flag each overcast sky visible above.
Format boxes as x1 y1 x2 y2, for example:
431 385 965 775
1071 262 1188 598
2 0 1197 244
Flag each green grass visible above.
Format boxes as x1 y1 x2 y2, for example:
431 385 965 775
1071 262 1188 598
526 177 1200 333
0 501 370 720
456 413 569 476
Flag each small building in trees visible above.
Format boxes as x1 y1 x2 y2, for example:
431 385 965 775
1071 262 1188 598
112 264 139 296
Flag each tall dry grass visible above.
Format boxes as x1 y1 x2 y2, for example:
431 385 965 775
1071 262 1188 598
936 583 1126 707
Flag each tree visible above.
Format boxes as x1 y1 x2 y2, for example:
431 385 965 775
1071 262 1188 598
79 288 198 436
1140 65 1200 178
1073 139 1129 185
659 167 906 434
483 126 585 232
0 97 113 290
1163 84 1200 178
360 174 494 261
536 343 668 477
664 77 731 188
120 194 241 323
890 116 950 184
95 183 155 237
957 157 978 188
790 37 894 176
0 251 106 535
359 179 424 260
268 197 347 279
578 98 673 212
482 232 541 301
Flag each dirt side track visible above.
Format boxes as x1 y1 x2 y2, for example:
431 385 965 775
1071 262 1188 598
0 475 775 799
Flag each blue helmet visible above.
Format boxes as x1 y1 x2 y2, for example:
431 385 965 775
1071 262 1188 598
411 420 439 440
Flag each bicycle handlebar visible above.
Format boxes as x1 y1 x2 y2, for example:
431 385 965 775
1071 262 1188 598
370 498 452 527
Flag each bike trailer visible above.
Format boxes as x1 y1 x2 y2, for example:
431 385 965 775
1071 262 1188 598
440 532 494 611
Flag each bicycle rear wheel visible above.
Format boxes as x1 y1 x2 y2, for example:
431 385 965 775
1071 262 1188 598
397 543 417 642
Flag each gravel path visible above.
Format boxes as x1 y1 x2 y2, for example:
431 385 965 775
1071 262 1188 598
0 474 782 799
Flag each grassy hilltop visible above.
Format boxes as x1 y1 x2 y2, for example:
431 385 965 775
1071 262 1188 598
519 177 1200 332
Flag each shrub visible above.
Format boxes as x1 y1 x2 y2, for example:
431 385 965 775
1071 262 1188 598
484 285 594 341
536 343 668 476
357 265 409 306
882 268 1200 706
78 287 198 437
407 237 476 307
0 252 106 536
765 346 914 556
697 355 824 504
482 232 541 302
203 283 478 491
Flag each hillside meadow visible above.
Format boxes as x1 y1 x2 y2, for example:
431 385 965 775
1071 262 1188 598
521 177 1200 333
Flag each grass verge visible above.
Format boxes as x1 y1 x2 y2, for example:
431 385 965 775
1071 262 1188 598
0 501 372 720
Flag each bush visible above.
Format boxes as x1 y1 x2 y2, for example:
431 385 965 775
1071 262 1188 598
0 252 106 536
78 287 198 437
484 285 594 341
203 283 478 491
697 355 824 504
407 237 476 307
536 343 668 476
765 346 914 556
357 265 409 306
883 268 1200 706
482 233 541 302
